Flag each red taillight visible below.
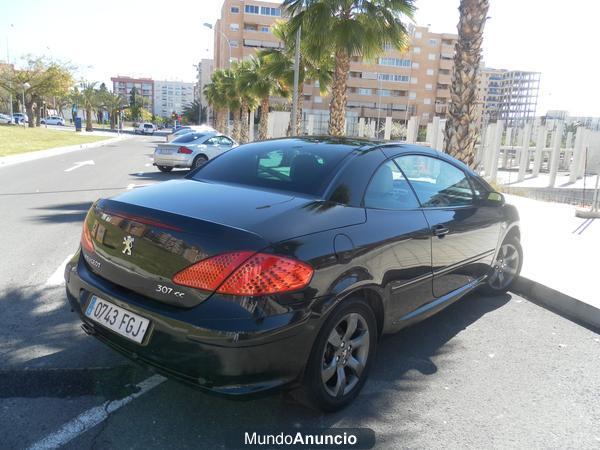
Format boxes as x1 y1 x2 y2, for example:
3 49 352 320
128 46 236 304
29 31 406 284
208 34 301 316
172 252 313 296
178 146 193 154
81 213 94 253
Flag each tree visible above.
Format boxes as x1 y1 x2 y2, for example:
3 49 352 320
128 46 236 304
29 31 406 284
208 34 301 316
443 0 490 167
233 60 259 144
204 70 229 132
182 100 207 124
284 0 415 136
260 21 333 136
129 86 142 121
0 56 74 127
79 82 99 131
220 67 242 141
102 92 127 130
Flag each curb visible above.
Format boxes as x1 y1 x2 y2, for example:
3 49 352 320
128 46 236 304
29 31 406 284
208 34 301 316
513 276 600 333
0 135 131 169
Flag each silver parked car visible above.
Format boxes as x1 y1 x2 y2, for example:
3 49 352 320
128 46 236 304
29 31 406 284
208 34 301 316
165 124 215 142
0 113 13 124
40 116 65 125
153 131 238 172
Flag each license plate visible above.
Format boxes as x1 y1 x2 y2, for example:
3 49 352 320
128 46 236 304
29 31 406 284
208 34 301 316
157 148 173 154
84 296 150 344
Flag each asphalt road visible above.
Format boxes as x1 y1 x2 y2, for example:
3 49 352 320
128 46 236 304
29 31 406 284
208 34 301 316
0 136 599 449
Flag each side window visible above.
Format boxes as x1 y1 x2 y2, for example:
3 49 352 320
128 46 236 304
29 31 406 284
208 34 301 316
205 137 218 145
395 155 474 207
469 176 491 199
218 136 233 146
364 161 419 210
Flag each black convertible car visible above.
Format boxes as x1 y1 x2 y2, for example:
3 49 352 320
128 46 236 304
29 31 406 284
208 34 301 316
65 137 522 411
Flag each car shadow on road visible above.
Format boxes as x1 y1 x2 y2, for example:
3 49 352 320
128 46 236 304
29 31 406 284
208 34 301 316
29 201 93 223
128 171 189 182
72 292 511 448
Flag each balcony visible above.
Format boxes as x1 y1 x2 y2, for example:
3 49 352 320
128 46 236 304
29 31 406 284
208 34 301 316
435 103 448 114
436 88 450 97
439 58 453 70
438 74 452 85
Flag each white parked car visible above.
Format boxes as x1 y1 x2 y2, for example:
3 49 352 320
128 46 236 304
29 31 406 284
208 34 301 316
0 113 13 124
40 116 65 125
134 123 155 135
153 131 237 172
165 124 215 142
13 113 28 124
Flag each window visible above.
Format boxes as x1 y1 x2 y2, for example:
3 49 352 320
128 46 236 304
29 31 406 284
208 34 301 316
230 40 239 47
412 46 421 54
192 144 352 196
172 133 207 144
424 98 431 105
410 77 418 84
217 136 234 146
378 89 391 97
428 38 438 46
231 6 239 13
364 161 419 210
358 88 372 95
395 155 474 207
377 74 409 83
426 68 434 76
412 62 420 69
230 23 239 31
378 57 411 67
261 26 269 32
428 53 436 61
244 24 258 31
260 6 281 16
409 91 416 99
205 137 219 145
425 83 433 91
245 4 259 14
415 31 422 39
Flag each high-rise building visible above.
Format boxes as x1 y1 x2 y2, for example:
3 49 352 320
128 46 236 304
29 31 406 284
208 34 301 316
476 68 540 125
212 0 457 124
111 76 154 113
153 80 195 118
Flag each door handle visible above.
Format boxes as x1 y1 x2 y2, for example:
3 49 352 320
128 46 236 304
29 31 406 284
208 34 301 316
432 225 449 237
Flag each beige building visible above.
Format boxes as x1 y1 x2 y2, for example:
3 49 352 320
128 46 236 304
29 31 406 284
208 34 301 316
213 0 457 125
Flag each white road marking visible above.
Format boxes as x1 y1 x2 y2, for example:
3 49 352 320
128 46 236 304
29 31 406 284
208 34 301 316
45 254 74 287
27 375 166 450
64 160 95 172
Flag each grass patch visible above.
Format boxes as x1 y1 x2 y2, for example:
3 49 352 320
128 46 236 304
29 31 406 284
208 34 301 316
0 125 109 157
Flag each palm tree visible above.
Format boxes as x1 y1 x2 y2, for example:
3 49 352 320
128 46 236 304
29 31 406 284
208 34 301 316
204 70 228 133
103 92 126 130
284 0 415 136
220 68 242 141
234 60 258 144
79 81 98 132
443 0 490 168
260 21 333 136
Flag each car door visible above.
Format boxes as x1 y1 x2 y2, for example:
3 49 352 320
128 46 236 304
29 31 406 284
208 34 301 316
203 136 221 158
395 154 502 298
362 160 434 324
216 136 234 152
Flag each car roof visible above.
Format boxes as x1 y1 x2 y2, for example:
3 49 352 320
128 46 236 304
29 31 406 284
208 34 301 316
252 136 477 177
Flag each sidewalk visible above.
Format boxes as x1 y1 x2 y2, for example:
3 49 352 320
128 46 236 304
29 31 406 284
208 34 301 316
505 194 600 329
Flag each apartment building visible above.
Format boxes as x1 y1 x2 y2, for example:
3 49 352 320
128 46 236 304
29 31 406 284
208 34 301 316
194 59 214 108
111 76 154 113
153 80 195 118
476 68 540 125
212 0 457 124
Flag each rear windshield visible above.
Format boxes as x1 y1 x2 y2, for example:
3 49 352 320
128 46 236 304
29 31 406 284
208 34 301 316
172 133 206 144
190 140 354 196
143 124 153 128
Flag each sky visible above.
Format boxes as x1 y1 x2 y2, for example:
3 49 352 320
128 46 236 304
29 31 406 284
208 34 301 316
1 0 598 116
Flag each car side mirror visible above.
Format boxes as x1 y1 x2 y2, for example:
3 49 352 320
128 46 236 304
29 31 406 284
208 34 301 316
484 192 505 206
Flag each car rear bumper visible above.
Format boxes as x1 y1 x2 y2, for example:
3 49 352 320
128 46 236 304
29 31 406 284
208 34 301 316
65 252 318 395
153 153 193 168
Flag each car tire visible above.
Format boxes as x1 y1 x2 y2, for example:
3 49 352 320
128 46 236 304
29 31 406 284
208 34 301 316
302 297 377 412
192 155 208 170
480 235 523 295
157 165 173 173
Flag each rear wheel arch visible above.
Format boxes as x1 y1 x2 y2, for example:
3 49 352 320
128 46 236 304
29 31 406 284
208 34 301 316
335 288 385 338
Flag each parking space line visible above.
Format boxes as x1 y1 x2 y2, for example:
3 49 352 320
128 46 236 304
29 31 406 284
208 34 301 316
27 375 166 450
45 254 74 287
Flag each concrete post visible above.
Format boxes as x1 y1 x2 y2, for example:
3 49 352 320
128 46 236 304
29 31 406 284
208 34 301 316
307 114 315 136
358 117 365 137
576 129 592 179
548 121 565 187
426 123 433 145
482 123 496 175
532 125 547 177
436 119 446 151
502 127 513 168
488 120 504 181
430 116 440 149
568 127 585 182
562 131 574 170
384 116 392 140
406 116 419 143
517 123 532 182
248 109 255 142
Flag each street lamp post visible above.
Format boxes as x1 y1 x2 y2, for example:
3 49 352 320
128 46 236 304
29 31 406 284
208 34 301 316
203 23 232 68
22 82 30 125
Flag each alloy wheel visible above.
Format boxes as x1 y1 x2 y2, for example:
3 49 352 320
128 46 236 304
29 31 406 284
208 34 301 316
320 312 370 398
488 243 519 290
